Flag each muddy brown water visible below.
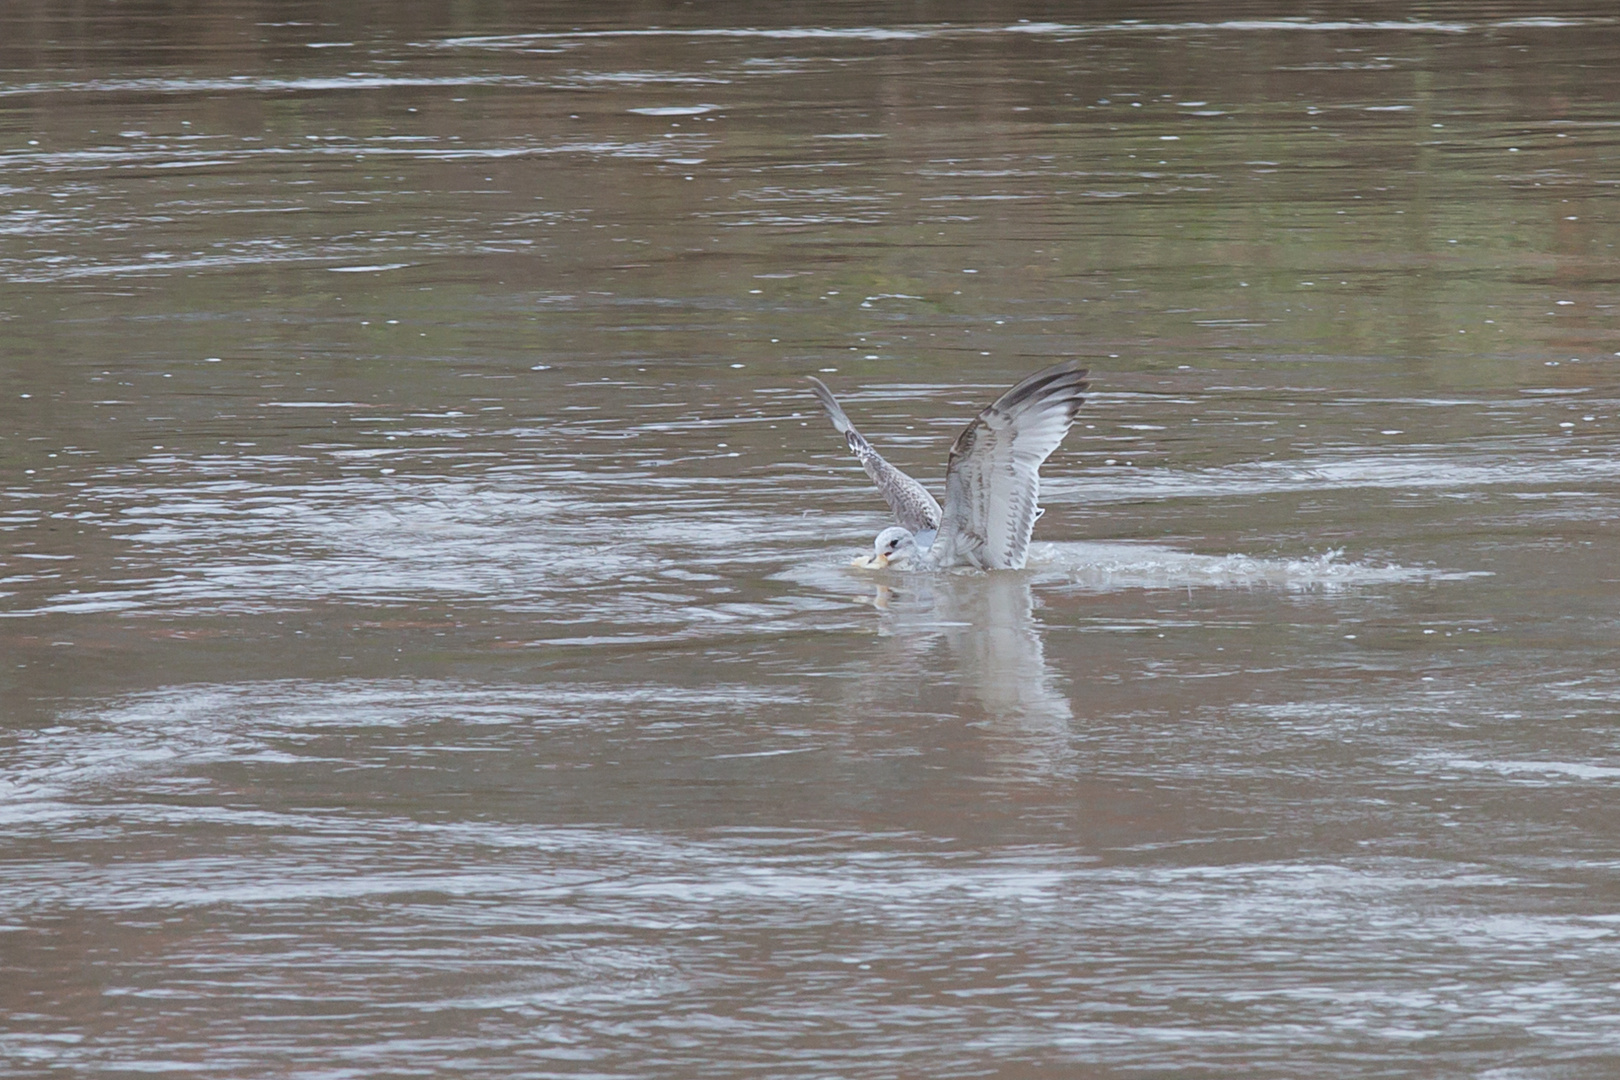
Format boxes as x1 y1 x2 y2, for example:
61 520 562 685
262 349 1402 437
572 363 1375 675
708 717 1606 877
4 4 1620 1077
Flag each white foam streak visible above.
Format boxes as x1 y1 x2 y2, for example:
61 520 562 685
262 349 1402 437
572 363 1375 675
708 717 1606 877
433 17 1614 51
1037 542 1454 593
0 75 530 99
1048 447 1620 504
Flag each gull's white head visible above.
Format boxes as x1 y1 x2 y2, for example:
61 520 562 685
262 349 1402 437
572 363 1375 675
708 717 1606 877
851 526 919 570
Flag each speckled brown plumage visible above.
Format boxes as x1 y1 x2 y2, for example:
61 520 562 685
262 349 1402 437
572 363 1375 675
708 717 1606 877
806 375 943 534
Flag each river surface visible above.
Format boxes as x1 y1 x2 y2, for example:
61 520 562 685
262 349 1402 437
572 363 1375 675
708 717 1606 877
4 3 1620 1077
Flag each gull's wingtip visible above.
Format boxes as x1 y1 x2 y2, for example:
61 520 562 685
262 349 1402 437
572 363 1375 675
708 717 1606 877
995 358 1093 413
805 374 851 433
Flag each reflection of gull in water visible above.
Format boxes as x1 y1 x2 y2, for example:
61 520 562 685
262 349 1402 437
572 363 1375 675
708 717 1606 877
808 361 1089 570
854 573 1074 778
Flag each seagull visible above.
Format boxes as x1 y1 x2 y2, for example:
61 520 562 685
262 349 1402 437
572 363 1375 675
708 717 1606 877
808 360 1090 570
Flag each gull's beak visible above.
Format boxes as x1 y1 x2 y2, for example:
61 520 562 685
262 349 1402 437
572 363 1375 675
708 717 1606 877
869 552 890 569
848 552 890 570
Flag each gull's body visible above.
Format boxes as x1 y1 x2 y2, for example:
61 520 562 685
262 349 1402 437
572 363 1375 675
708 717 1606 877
808 361 1090 570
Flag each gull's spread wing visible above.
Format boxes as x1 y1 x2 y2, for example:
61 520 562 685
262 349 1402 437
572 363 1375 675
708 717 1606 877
927 361 1090 570
807 376 943 534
